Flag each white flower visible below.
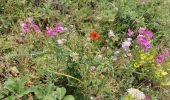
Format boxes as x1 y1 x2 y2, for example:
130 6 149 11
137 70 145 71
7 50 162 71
108 30 114 38
122 38 132 51
127 88 146 100
113 51 120 61
57 39 66 45
70 52 79 61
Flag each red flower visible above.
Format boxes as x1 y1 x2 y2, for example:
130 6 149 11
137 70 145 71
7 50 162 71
89 32 100 40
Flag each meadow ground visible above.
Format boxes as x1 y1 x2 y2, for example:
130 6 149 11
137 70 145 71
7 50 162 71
0 0 170 100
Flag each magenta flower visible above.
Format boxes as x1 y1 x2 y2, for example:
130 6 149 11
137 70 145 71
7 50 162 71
28 18 33 24
31 24 40 31
137 35 151 52
145 96 150 100
144 31 153 39
21 18 40 32
122 38 132 51
163 50 169 57
55 22 64 33
155 56 164 63
21 23 29 33
46 27 57 36
127 28 134 36
137 35 150 47
138 27 146 34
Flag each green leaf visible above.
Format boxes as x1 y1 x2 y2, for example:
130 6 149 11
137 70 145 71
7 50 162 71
34 86 44 99
4 96 15 100
56 87 66 100
63 95 75 100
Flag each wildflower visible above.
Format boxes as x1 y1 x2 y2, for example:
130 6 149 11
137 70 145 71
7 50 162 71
133 63 142 68
127 88 146 100
145 96 150 100
140 53 147 60
55 22 64 33
56 39 66 45
70 52 79 61
137 35 151 52
31 24 40 31
143 31 153 39
137 35 150 47
113 51 120 60
46 27 57 36
122 38 132 51
89 66 96 77
163 49 169 57
138 27 146 34
108 30 114 38
21 23 29 33
89 32 100 40
127 28 134 36
155 70 168 78
21 18 40 32
138 27 153 38
89 66 96 73
161 81 170 86
155 56 164 63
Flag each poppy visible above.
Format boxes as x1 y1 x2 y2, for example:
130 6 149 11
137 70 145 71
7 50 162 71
89 32 100 40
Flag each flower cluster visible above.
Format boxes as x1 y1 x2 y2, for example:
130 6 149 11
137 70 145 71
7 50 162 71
137 27 153 52
21 18 40 32
155 49 169 63
127 88 146 100
46 22 64 36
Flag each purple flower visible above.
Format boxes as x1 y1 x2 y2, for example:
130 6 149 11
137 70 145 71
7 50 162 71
55 22 64 33
46 27 57 36
138 27 146 34
28 18 33 24
114 51 120 60
21 18 40 32
144 31 153 39
31 24 40 31
122 38 132 51
21 23 29 33
163 50 169 57
137 35 151 52
145 96 150 100
137 35 150 47
155 56 164 63
127 28 134 36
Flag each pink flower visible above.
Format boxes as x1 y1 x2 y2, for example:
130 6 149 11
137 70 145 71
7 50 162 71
155 56 164 63
21 23 29 33
122 38 132 51
21 18 40 32
145 96 150 100
137 35 151 52
137 35 150 47
31 24 40 31
55 22 64 33
144 31 153 39
28 18 33 24
163 49 169 57
127 28 134 36
138 27 146 34
46 27 57 36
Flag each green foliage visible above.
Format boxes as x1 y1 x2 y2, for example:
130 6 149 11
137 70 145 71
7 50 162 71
0 77 75 100
0 0 170 99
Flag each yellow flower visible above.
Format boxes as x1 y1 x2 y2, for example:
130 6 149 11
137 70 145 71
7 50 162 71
161 81 170 86
155 70 168 78
134 63 142 68
140 53 146 60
